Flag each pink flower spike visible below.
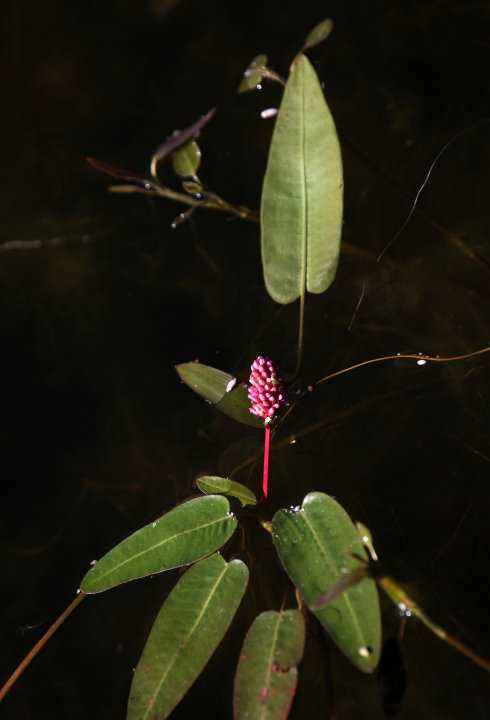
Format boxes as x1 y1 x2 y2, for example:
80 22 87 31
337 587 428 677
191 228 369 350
247 356 286 499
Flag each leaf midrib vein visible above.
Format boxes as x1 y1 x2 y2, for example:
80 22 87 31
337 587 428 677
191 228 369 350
92 515 231 584
143 562 229 720
301 510 365 647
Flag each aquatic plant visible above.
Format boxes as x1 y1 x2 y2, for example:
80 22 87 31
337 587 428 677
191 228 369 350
2 18 490 720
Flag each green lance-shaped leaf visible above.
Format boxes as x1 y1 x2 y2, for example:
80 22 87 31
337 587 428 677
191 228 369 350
175 361 263 428
172 139 202 179
261 53 343 304
81 495 237 593
128 553 249 720
272 492 381 673
303 18 334 51
234 609 305 720
238 54 268 93
197 475 258 507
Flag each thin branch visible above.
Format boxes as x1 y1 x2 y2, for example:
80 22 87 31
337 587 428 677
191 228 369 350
0 592 86 702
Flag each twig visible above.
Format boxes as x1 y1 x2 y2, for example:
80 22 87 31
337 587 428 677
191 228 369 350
0 592 86 702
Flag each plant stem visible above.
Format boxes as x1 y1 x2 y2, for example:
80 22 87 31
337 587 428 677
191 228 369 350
0 591 86 703
315 347 490 386
379 577 490 674
263 424 271 498
293 290 305 379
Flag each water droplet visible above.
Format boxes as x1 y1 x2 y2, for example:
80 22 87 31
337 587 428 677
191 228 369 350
358 645 373 658
417 359 427 366
256 83 263 91
398 602 412 618
290 437 297 445
226 378 237 393
260 108 277 119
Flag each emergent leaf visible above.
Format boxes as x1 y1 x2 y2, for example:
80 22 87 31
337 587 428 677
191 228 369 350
303 18 334 51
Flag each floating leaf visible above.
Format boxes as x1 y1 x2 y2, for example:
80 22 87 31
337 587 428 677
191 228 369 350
81 495 237 593
175 362 263 428
215 381 263 428
197 475 257 507
238 54 268 93
272 492 381 673
234 609 305 720
172 139 202 179
261 54 343 304
128 553 248 720
303 18 334 51
176 362 233 404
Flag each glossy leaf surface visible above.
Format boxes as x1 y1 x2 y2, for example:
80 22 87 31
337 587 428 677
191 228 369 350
172 139 202 179
128 554 249 720
176 362 263 428
272 492 381 673
234 610 305 720
81 495 237 593
261 54 343 304
197 475 258 507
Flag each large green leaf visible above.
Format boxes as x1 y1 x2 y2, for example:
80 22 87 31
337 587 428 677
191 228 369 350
272 492 381 673
175 361 263 428
234 609 305 720
197 475 258 507
81 495 237 593
128 553 249 720
261 53 343 304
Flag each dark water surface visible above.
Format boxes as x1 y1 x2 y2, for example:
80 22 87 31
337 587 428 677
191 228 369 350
2 1 490 718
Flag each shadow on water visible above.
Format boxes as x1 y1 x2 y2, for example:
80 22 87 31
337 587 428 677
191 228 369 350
1 1 490 718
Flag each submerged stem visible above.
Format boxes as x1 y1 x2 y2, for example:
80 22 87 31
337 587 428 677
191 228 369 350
0 591 86 703
379 577 490 674
315 347 490 387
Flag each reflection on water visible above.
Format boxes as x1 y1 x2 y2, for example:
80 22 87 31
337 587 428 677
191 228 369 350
2 1 490 718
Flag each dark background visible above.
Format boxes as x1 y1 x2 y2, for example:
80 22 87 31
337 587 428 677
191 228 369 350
2 1 490 718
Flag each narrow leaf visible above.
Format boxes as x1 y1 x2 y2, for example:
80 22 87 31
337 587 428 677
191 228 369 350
197 475 258 507
234 610 305 720
87 157 156 191
128 553 249 720
303 18 334 51
175 362 263 428
261 54 343 304
172 139 202 179
238 54 268 93
272 492 381 673
81 495 237 593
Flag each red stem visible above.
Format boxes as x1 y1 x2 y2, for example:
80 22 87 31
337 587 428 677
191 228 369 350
263 424 271 498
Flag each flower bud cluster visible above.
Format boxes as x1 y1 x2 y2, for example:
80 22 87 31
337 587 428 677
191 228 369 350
248 355 285 422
